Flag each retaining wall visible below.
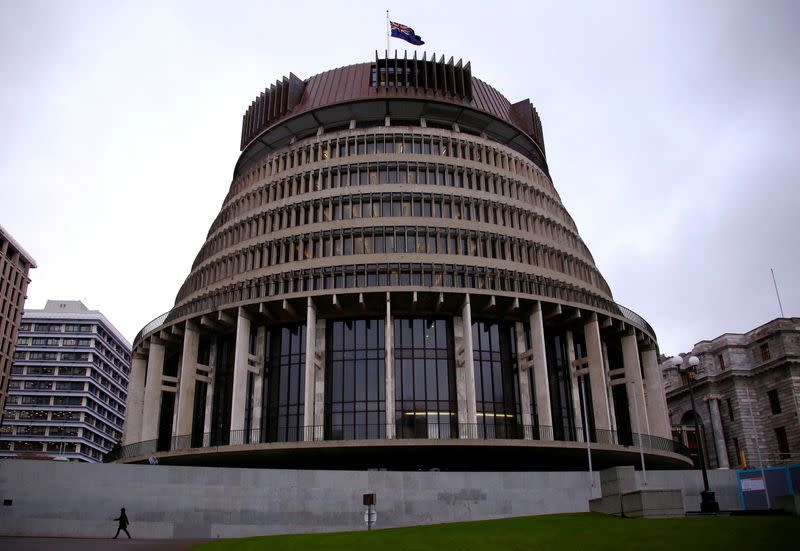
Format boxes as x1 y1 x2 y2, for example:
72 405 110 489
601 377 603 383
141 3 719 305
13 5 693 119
0 460 740 539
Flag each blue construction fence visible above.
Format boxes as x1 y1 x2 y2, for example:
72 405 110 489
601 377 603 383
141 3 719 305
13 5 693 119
737 464 800 509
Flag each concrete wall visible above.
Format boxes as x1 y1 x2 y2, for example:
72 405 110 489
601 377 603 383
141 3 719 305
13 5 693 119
0 461 740 539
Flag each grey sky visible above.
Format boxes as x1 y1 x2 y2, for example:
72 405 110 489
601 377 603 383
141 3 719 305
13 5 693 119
1 0 797 354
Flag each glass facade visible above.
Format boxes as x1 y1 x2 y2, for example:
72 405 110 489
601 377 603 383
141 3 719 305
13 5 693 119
261 324 306 442
545 330 576 441
394 318 457 439
325 319 386 440
472 320 521 438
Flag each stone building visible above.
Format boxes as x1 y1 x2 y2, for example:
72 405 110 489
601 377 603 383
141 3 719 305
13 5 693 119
0 224 36 419
0 300 131 462
120 53 688 470
663 317 800 469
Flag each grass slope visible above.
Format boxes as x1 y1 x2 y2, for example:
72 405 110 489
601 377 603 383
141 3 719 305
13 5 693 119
191 512 800 551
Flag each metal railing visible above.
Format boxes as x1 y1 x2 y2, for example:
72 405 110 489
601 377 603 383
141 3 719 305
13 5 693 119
112 421 692 462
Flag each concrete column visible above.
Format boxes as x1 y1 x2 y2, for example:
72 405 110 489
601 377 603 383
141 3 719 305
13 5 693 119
584 316 611 431
602 341 617 432
303 298 318 441
642 347 671 439
229 308 251 433
385 295 395 439
141 338 165 442
174 321 199 437
622 332 650 438
251 325 266 437
515 322 533 438
707 397 730 469
313 319 326 440
122 355 147 445
461 295 478 432
565 330 582 432
203 339 217 439
529 302 553 435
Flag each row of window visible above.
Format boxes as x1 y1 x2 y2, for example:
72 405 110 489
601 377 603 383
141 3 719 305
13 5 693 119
227 129 556 223
0 440 110 460
171 262 621 332
13 351 90 361
17 337 92 347
215 161 570 252
180 225 604 304
20 323 94 333
194 187 591 278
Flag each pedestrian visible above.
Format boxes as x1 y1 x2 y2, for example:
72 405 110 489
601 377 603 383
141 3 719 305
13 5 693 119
113 507 131 539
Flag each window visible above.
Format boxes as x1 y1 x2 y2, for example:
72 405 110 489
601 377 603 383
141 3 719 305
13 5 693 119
768 389 781 414
325 319 386 440
726 398 734 421
775 427 790 459
262 324 306 443
759 342 771 361
717 354 725 370
393 318 457 439
472 320 521 439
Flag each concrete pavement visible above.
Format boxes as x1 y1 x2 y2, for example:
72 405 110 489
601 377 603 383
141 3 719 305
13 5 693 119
0 537 212 550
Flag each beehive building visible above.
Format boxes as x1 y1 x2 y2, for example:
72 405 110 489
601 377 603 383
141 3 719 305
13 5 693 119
121 53 689 470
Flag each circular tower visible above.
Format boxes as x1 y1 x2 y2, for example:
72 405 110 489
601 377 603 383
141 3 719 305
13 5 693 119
121 53 689 470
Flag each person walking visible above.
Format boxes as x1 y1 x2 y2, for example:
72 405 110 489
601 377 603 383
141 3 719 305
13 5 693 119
113 507 131 539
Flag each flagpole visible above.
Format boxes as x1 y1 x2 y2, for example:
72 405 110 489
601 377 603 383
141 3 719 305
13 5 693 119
386 10 390 54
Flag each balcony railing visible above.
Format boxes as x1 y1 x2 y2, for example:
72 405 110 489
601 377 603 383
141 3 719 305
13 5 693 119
111 421 691 462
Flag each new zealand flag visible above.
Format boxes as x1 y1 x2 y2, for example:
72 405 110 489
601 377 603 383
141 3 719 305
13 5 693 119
390 21 424 46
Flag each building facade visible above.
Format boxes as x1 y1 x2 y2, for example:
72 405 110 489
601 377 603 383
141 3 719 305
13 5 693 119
0 224 36 419
664 317 800 469
0 300 131 462
121 53 687 470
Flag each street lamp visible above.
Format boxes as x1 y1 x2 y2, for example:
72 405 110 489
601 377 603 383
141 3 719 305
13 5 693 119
673 355 719 513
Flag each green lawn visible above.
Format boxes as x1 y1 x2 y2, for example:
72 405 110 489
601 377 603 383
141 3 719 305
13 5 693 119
191 512 800 551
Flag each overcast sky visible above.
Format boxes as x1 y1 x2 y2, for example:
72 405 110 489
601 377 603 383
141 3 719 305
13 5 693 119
1 0 797 355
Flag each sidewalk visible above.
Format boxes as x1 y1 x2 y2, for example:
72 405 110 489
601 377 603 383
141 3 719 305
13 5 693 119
0 537 212 550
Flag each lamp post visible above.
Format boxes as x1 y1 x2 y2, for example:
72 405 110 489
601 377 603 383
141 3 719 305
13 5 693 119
675 355 719 513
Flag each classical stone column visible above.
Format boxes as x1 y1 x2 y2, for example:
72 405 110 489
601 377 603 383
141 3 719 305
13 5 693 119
529 302 553 436
621 332 650 437
460 295 478 433
174 320 199 437
229 308 252 434
584 315 611 431
515 322 533 437
141 337 165 442
122 354 147 445
303 298 318 441
642 347 671 439
707 397 730 469
385 295 396 439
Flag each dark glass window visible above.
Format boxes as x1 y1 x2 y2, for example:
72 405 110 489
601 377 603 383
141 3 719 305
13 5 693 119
775 426 790 458
156 391 175 452
768 389 781 414
210 335 235 446
472 320 521 439
262 324 306 442
394 318 457 439
760 342 771 361
191 381 207 447
545 330 576 441
325 319 385 440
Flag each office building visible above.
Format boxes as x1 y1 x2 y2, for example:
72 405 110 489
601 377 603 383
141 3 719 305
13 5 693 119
0 300 131 462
